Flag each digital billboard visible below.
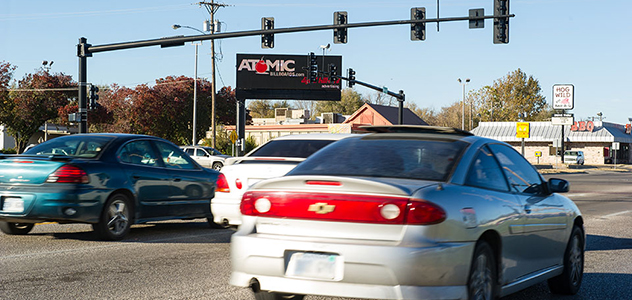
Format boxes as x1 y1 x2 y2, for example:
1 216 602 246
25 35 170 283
236 53 342 101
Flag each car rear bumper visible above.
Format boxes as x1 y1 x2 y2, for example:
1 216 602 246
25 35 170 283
0 188 106 224
230 232 474 300
211 193 243 225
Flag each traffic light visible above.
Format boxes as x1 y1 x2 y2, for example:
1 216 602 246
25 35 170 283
334 11 348 44
89 85 99 110
261 17 274 49
493 0 509 44
347 68 356 88
309 52 318 83
410 7 426 41
328 63 338 80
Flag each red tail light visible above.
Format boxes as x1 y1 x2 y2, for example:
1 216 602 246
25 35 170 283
46 165 89 183
240 191 446 225
216 173 230 193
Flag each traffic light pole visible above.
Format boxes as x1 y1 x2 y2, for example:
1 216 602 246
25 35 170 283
76 3 513 138
338 75 406 124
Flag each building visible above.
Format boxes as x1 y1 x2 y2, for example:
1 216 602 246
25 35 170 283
472 121 632 165
223 103 428 146
0 123 75 151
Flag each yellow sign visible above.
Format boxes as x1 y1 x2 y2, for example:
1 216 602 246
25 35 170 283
516 122 530 138
229 131 238 144
535 151 542 157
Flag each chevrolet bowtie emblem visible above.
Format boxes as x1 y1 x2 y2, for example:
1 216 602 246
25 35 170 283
307 202 336 214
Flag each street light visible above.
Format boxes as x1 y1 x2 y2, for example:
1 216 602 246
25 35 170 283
458 78 470 130
173 24 207 146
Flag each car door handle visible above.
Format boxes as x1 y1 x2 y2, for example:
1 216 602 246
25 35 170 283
173 177 182 182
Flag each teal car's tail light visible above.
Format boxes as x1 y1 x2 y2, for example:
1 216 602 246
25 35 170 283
240 191 446 225
46 165 89 184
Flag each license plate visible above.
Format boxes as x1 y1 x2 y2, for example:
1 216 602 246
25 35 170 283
2 197 24 213
286 252 344 281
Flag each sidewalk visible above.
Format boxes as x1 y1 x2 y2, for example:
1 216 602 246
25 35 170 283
536 163 632 174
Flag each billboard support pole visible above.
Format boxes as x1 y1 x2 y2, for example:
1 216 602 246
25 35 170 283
236 97 247 156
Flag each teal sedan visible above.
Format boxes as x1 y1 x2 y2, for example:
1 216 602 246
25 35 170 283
0 134 220 240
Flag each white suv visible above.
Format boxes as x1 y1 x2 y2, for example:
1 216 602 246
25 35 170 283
211 134 353 227
180 146 231 170
564 150 585 165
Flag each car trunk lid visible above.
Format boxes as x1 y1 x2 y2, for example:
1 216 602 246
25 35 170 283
0 156 69 185
242 175 443 242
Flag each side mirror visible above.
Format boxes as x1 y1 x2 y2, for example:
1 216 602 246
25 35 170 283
548 178 569 193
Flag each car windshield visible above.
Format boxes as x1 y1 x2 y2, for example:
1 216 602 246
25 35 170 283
23 135 114 158
288 136 468 181
248 139 336 158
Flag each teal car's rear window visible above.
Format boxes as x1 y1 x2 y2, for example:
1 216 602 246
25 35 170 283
24 136 114 158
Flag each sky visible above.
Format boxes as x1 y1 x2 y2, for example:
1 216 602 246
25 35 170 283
1 0 631 124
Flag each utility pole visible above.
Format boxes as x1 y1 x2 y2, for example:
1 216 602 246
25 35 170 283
198 1 228 149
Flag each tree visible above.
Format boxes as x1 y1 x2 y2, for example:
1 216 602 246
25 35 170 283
125 76 212 145
247 100 273 118
472 69 547 122
1 69 75 153
313 88 365 117
215 86 240 125
406 102 438 126
247 100 291 118
0 61 16 126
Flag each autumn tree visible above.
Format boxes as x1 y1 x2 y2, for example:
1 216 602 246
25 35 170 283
406 102 438 126
313 88 365 117
215 86 240 125
472 69 548 122
123 76 212 145
247 100 291 118
0 69 75 152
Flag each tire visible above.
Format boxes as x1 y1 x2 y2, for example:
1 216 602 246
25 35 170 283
548 225 584 295
0 221 34 235
212 162 223 171
92 193 132 241
468 241 496 300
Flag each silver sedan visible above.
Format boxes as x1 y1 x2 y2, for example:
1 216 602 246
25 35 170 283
230 126 584 300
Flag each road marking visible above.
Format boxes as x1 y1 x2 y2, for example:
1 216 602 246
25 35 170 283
599 210 632 219
0 230 231 260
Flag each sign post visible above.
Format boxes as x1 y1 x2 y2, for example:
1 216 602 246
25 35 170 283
553 84 574 164
612 142 620 168
516 122 530 156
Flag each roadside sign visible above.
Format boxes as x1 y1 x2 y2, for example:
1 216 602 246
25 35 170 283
612 142 620 150
553 84 574 110
551 115 574 126
229 131 238 144
516 122 530 138
535 151 542 157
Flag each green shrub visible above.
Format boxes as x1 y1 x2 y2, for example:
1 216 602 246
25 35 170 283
0 148 17 154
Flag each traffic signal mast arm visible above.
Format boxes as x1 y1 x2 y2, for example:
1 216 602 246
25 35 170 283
336 73 404 101
83 13 514 54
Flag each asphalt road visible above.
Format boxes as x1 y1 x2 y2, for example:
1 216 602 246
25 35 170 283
1 170 630 300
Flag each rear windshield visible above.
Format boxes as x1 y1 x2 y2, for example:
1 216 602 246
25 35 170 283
24 136 114 158
288 136 468 181
248 139 336 158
